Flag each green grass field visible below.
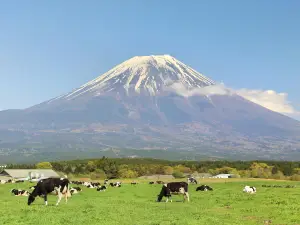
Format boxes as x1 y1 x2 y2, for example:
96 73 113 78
1 179 300 225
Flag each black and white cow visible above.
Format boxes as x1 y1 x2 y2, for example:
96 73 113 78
109 182 121 187
11 189 30 196
243 186 256 194
72 187 82 191
157 182 189 202
27 177 71 206
149 181 154 185
196 185 213 191
104 179 109 185
69 187 82 195
187 177 198 184
96 186 107 191
91 182 100 187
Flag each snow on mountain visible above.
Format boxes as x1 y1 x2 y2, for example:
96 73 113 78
48 55 216 102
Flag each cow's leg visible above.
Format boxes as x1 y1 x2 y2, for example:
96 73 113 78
56 192 63 206
185 192 190 202
44 195 48 206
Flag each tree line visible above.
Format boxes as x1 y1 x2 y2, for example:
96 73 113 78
5 157 300 181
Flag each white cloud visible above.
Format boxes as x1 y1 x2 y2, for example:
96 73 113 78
235 89 295 113
165 82 300 120
166 82 233 97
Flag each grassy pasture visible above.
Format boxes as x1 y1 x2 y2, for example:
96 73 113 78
1 179 300 225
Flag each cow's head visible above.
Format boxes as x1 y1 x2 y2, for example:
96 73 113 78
27 194 35 205
157 185 170 202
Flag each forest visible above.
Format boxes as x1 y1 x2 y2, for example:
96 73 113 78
4 157 300 181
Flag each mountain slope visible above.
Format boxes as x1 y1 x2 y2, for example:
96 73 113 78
0 55 300 161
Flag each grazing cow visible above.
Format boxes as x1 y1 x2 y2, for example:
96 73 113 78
157 182 189 202
96 186 107 191
149 181 154 185
187 177 198 184
243 186 256 194
11 189 30 196
196 185 213 191
28 178 71 206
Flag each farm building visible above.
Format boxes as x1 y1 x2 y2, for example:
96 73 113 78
0 169 59 181
212 174 232 178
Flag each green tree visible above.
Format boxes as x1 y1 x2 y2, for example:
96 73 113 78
118 169 138 178
86 161 96 172
36 162 53 169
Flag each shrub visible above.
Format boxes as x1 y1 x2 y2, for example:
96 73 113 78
172 171 185 178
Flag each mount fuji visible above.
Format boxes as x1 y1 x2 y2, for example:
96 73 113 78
1 55 300 162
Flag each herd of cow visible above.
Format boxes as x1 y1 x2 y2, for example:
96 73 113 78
1 176 262 206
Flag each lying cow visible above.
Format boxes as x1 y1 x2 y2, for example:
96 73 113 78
11 189 30 196
28 177 71 206
72 187 82 191
243 186 256 194
96 186 107 191
187 177 198 184
69 187 82 195
110 182 121 187
157 182 189 202
196 185 213 191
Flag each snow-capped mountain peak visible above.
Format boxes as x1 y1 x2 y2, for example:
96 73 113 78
50 55 216 101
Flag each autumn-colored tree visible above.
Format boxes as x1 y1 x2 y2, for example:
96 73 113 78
163 166 174 175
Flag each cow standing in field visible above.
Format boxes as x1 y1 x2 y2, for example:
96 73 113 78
157 182 189 202
243 186 256 194
187 177 198 184
27 178 71 206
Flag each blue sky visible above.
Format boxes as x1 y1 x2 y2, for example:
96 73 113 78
0 0 299 118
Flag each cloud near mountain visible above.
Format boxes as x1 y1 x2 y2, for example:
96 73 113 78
167 82 299 120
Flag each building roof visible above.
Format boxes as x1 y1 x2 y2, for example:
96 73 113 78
1 169 59 179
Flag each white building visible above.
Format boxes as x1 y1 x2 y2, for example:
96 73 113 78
212 174 232 178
